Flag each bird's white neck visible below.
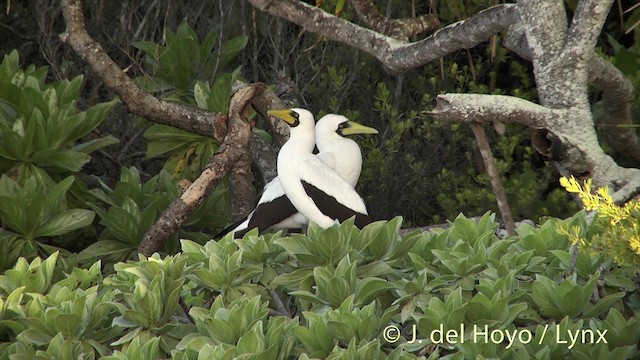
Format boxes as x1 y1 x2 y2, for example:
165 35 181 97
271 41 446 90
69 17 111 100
316 135 362 186
286 131 315 153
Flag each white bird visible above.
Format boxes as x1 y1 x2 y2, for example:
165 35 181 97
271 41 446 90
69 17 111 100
274 108 373 229
216 109 377 237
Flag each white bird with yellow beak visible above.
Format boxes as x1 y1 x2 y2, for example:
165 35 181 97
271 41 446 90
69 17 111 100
217 109 377 237
273 108 374 229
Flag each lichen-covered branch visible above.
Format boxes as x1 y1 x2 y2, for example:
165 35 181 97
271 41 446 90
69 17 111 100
427 94 559 129
350 0 440 41
60 0 226 140
515 0 567 66
250 0 639 204
505 20 640 163
566 0 615 55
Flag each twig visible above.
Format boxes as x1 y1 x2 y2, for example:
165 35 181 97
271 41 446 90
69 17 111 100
470 123 516 236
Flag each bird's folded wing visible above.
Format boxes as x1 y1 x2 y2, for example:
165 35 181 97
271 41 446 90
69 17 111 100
259 177 286 202
298 157 368 215
215 177 299 238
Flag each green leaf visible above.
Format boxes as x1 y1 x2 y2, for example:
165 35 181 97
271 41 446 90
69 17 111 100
65 99 118 142
355 277 393 305
31 149 90 172
53 313 81 338
33 209 95 238
17 327 53 345
219 35 248 69
73 135 120 154
207 73 233 113
582 292 626 318
194 81 210 110
144 124 209 158
77 240 135 263
335 0 346 15
237 322 266 354
176 334 216 351
603 274 636 291
271 268 313 288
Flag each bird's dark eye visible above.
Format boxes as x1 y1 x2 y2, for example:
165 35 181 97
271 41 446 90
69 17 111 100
336 121 350 135
290 111 299 119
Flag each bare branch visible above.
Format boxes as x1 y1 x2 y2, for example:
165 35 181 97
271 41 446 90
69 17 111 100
247 0 519 74
138 84 261 256
229 150 256 221
248 84 290 146
427 94 558 129
470 123 516 236
350 0 440 40
590 57 640 161
60 0 226 140
249 133 279 185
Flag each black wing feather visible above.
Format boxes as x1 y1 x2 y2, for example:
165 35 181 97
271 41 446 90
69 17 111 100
215 195 299 238
301 180 372 228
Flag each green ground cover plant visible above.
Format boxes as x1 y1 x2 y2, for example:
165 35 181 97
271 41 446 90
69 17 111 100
1 213 638 359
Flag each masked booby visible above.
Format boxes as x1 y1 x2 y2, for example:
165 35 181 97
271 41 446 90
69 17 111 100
216 110 377 238
274 108 373 229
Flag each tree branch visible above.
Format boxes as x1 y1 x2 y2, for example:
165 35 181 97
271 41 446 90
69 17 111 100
427 94 559 129
247 0 519 75
60 0 227 140
350 0 440 41
515 0 567 66
229 150 256 221
505 20 640 163
590 57 640 161
138 85 260 256
566 0 615 56
470 123 516 236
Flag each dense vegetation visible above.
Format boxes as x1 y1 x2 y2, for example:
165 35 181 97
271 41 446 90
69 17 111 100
0 0 639 358
1 213 639 359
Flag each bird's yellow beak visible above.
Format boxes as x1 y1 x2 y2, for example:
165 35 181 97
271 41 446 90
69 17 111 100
341 121 379 136
267 109 298 125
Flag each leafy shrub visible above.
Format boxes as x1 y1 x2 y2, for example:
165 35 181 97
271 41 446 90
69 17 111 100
1 213 638 359
0 50 118 184
0 50 117 270
0 176 94 269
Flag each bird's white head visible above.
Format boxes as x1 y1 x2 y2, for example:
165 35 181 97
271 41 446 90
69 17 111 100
316 114 379 139
268 108 315 137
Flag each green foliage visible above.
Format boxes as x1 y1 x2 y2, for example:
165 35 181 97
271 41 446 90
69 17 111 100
0 176 94 267
0 50 118 269
135 19 245 179
3 213 637 358
0 50 118 182
133 20 245 231
134 20 247 96
78 167 181 264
